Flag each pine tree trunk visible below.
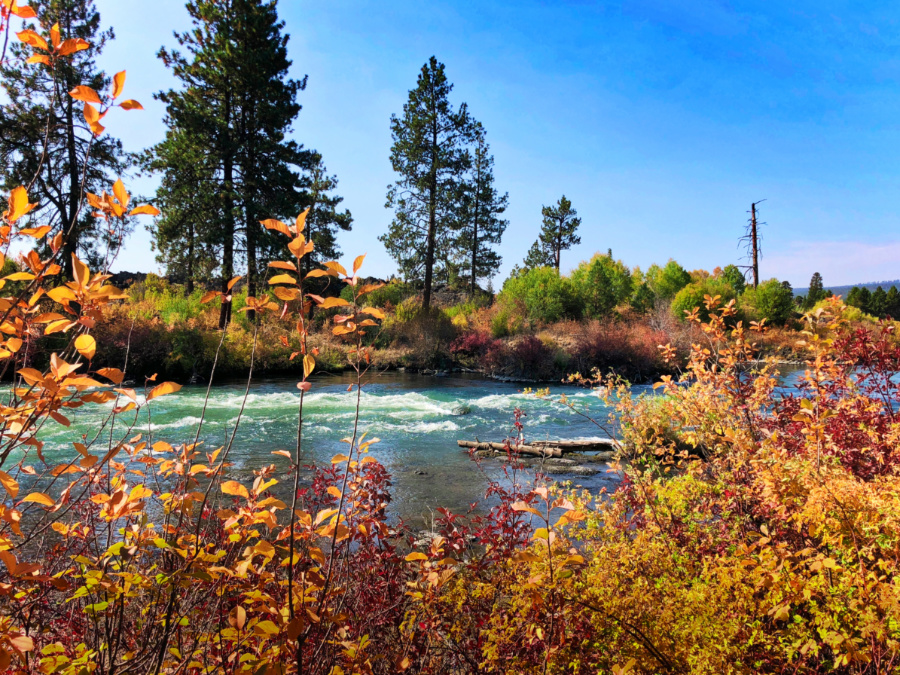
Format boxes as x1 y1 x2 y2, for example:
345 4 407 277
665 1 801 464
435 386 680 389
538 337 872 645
186 219 195 295
471 188 480 298
423 105 438 311
751 202 759 289
555 221 562 273
63 9 79 280
219 92 235 329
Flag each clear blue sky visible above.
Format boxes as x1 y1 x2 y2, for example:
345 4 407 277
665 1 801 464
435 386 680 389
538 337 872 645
95 0 900 288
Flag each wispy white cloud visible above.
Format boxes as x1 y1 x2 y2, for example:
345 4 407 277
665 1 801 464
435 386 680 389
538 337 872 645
763 240 900 288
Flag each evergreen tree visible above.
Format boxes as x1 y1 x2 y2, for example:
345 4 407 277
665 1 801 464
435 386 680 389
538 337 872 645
871 286 888 318
805 272 825 309
522 239 554 270
300 152 352 275
886 286 900 319
150 0 318 326
381 56 475 309
0 0 128 276
855 287 872 314
456 125 508 296
535 195 581 272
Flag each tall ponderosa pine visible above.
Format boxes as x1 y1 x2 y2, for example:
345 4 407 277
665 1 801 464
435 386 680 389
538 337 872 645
382 56 475 309
150 0 328 326
533 195 581 272
0 0 128 276
456 125 507 297
805 271 825 309
522 238 554 270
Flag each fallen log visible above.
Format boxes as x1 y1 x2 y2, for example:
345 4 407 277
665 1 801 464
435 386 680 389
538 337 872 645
530 438 622 451
457 440 562 458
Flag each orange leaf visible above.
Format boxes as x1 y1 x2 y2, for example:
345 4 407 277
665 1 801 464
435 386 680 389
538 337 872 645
200 290 220 304
49 22 60 48
112 179 129 209
295 208 309 233
0 471 19 499
319 297 349 309
261 218 290 236
112 70 126 99
119 99 142 111
128 204 159 216
16 29 47 51
221 481 249 499
70 86 101 104
226 275 242 291
5 186 36 223
57 38 90 56
21 492 54 507
147 381 182 401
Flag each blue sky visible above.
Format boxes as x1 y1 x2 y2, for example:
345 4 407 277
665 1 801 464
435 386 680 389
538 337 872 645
93 0 900 287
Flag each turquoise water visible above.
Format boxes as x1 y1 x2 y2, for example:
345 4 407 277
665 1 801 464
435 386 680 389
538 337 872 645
20 367 808 523
26 372 636 523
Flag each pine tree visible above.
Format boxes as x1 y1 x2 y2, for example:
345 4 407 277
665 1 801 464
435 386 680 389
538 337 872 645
381 56 475 309
871 286 888 318
886 286 900 319
522 239 553 270
300 152 352 275
0 0 128 276
536 195 581 272
150 0 318 326
457 125 508 297
805 272 825 309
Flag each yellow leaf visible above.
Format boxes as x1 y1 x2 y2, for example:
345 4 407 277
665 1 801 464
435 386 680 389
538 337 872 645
112 70 126 99
74 334 96 360
353 254 366 274
405 552 428 562
4 272 35 281
268 274 297 285
71 254 89 286
70 85 101 104
22 492 54 507
147 381 182 401
0 471 19 499
324 261 347 277
221 481 249 499
331 454 350 464
303 354 315 379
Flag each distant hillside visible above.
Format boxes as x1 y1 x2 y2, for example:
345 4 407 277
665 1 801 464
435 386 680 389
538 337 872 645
794 279 900 299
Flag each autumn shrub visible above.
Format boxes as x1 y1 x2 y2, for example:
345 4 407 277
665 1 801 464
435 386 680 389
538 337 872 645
572 318 672 382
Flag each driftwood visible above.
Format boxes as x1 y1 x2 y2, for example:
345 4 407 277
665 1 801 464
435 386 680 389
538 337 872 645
457 437 622 458
457 440 562 458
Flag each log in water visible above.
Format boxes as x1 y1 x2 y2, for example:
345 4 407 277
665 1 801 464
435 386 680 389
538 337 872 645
457 437 621 458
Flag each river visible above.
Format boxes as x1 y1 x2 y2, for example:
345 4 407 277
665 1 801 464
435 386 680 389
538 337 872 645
30 372 644 524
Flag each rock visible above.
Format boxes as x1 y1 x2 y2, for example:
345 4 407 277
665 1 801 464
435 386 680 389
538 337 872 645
452 405 472 416
414 470 428 476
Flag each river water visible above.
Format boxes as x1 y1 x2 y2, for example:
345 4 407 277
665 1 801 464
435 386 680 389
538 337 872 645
32 372 642 524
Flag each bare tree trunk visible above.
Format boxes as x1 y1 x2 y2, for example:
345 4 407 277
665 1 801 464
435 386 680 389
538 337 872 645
751 202 759 289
